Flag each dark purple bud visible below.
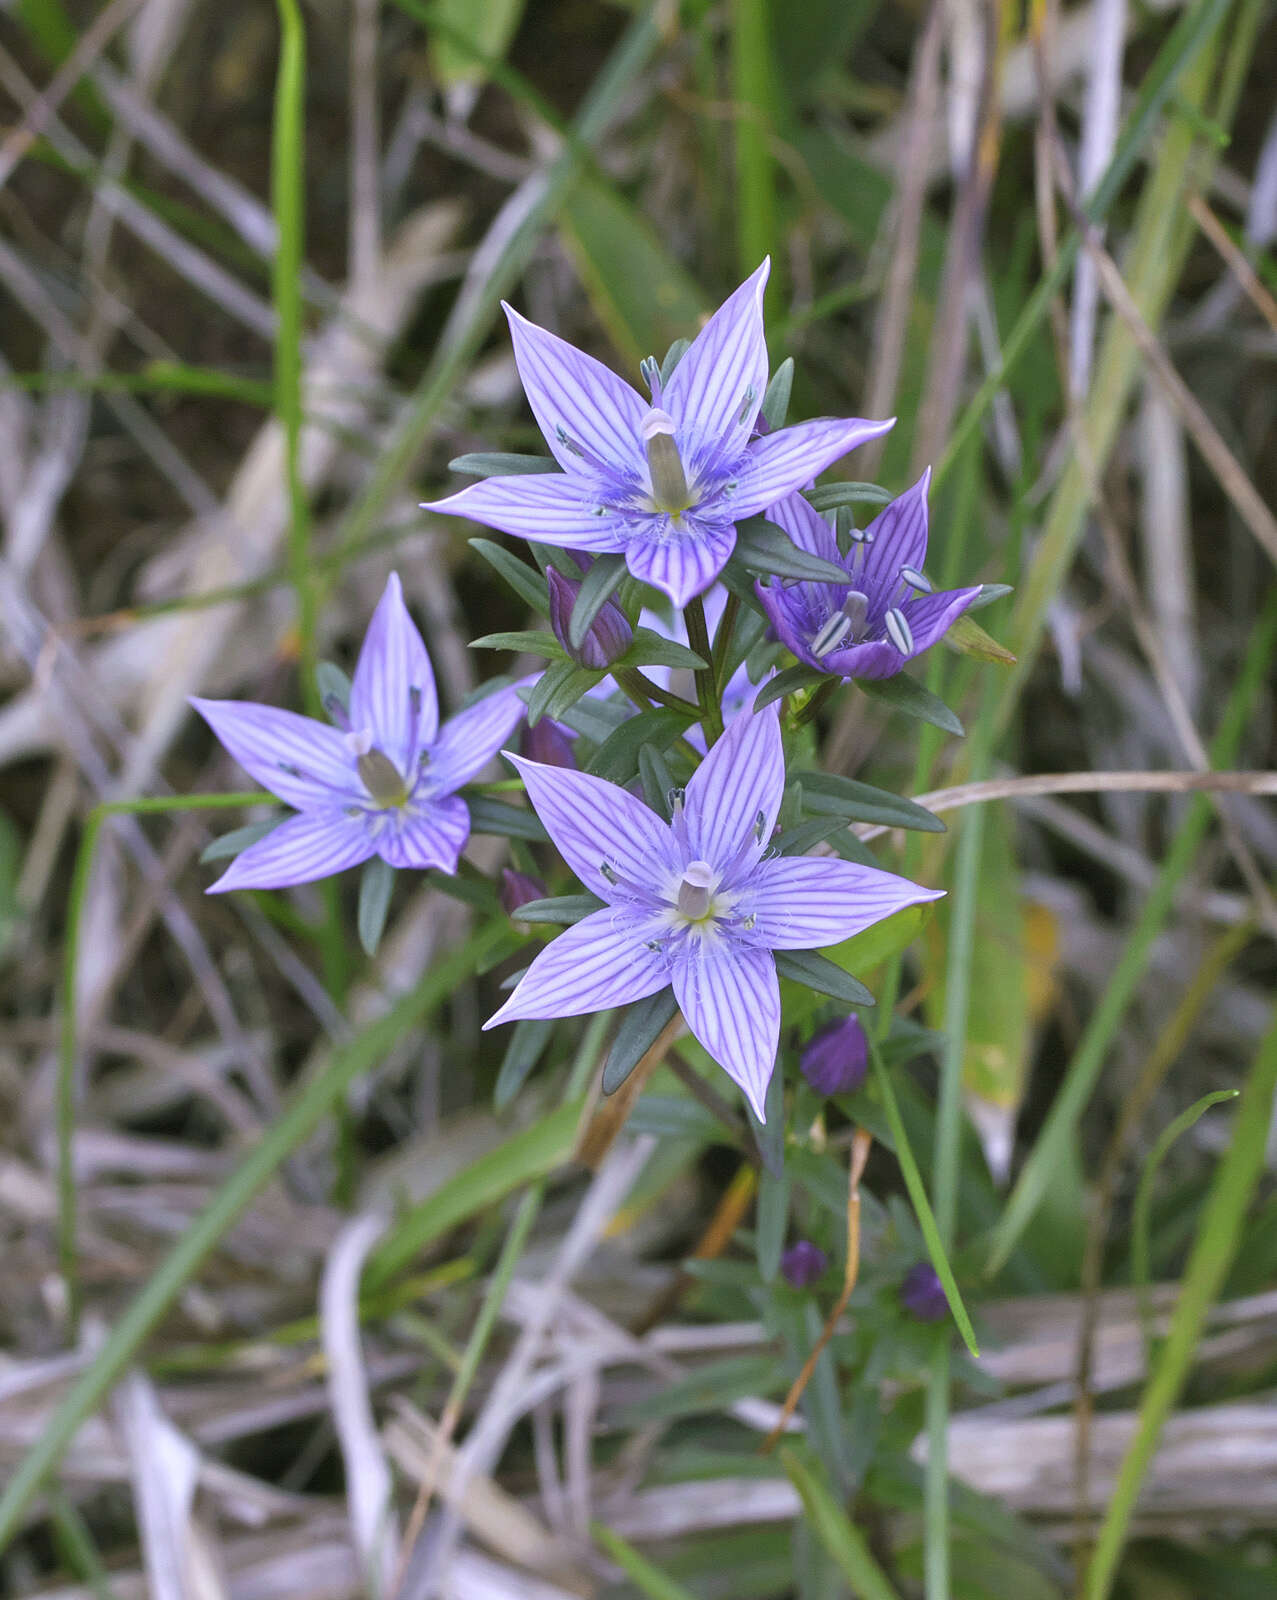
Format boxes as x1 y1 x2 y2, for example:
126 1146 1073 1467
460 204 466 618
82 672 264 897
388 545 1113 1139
780 1240 828 1290
800 1015 868 1096
900 1262 949 1323
546 566 633 670
500 868 546 926
521 717 578 770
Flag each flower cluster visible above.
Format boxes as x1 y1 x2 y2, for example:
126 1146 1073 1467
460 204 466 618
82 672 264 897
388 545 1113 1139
422 260 892 608
190 261 1000 1127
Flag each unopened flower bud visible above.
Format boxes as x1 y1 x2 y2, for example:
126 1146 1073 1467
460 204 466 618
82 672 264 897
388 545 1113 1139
501 868 547 932
546 567 633 669
521 717 578 770
800 1015 868 1096
900 1262 949 1323
780 1240 828 1290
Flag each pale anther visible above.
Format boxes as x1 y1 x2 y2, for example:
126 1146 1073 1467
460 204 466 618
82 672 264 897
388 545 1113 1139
900 565 932 594
600 861 619 884
677 859 716 920
811 613 852 658
885 607 914 655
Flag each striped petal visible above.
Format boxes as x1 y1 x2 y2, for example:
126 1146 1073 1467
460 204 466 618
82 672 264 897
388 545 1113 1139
375 795 471 872
682 698 784 871
426 683 528 793
766 492 841 563
901 584 983 654
745 857 943 949
348 574 438 772
664 260 770 465
190 697 359 810
421 474 630 551
505 303 648 477
672 944 779 1121
732 417 895 518
484 909 671 1027
625 519 736 608
859 470 932 595
206 810 375 892
506 753 677 900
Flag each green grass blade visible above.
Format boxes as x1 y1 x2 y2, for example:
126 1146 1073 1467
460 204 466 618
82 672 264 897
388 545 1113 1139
591 1522 700 1600
1084 1010 1277 1598
0 920 506 1550
985 592 1277 1273
780 1448 902 1600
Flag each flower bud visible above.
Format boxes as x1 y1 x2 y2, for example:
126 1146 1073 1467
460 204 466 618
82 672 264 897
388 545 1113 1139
800 1015 868 1096
500 868 546 927
546 566 633 670
521 717 578 770
900 1262 949 1323
780 1240 828 1290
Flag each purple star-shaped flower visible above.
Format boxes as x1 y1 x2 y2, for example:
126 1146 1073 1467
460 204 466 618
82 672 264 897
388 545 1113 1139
756 472 982 680
191 574 527 891
422 260 893 609
484 699 941 1118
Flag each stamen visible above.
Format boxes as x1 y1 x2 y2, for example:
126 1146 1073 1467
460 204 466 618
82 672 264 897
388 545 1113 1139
742 913 757 931
324 694 351 732
811 614 852 658
676 860 716 920
736 386 756 425
754 810 767 845
640 408 691 513
600 861 619 885
849 525 869 544
555 423 584 459
885 607 914 654
640 355 662 399
409 685 422 719
644 938 664 952
900 565 933 594
357 747 409 807
842 590 870 638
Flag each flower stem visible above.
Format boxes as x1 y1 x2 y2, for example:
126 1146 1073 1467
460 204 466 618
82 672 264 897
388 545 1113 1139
685 596 723 744
709 589 741 695
612 667 701 719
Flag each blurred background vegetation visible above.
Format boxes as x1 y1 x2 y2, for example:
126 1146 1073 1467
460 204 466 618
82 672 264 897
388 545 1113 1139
0 0 1275 1596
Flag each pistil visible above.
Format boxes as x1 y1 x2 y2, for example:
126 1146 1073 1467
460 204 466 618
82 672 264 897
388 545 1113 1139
641 409 691 514
676 860 716 920
357 747 410 808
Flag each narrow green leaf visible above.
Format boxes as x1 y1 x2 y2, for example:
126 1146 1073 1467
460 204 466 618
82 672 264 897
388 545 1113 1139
494 1018 556 1111
637 744 676 818
803 482 892 513
613 1354 782 1425
942 613 1017 665
199 818 282 864
315 660 352 717
757 1168 789 1283
749 1058 786 1178
775 949 874 1008
588 708 694 785
590 1522 700 1600
604 989 678 1094
659 337 691 386
796 771 946 833
447 451 560 476
469 630 565 659
753 663 827 710
867 1038 979 1357
465 795 547 841
511 894 602 925
357 857 396 956
760 357 794 431
780 1449 902 1600
623 627 708 671
569 552 627 650
525 660 578 726
734 515 849 583
469 538 550 612
773 816 853 856
858 674 964 737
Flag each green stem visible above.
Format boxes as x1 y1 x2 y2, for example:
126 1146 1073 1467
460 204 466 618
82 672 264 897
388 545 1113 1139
709 588 741 695
685 596 722 745
5 919 505 1551
271 0 314 709
612 667 702 720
